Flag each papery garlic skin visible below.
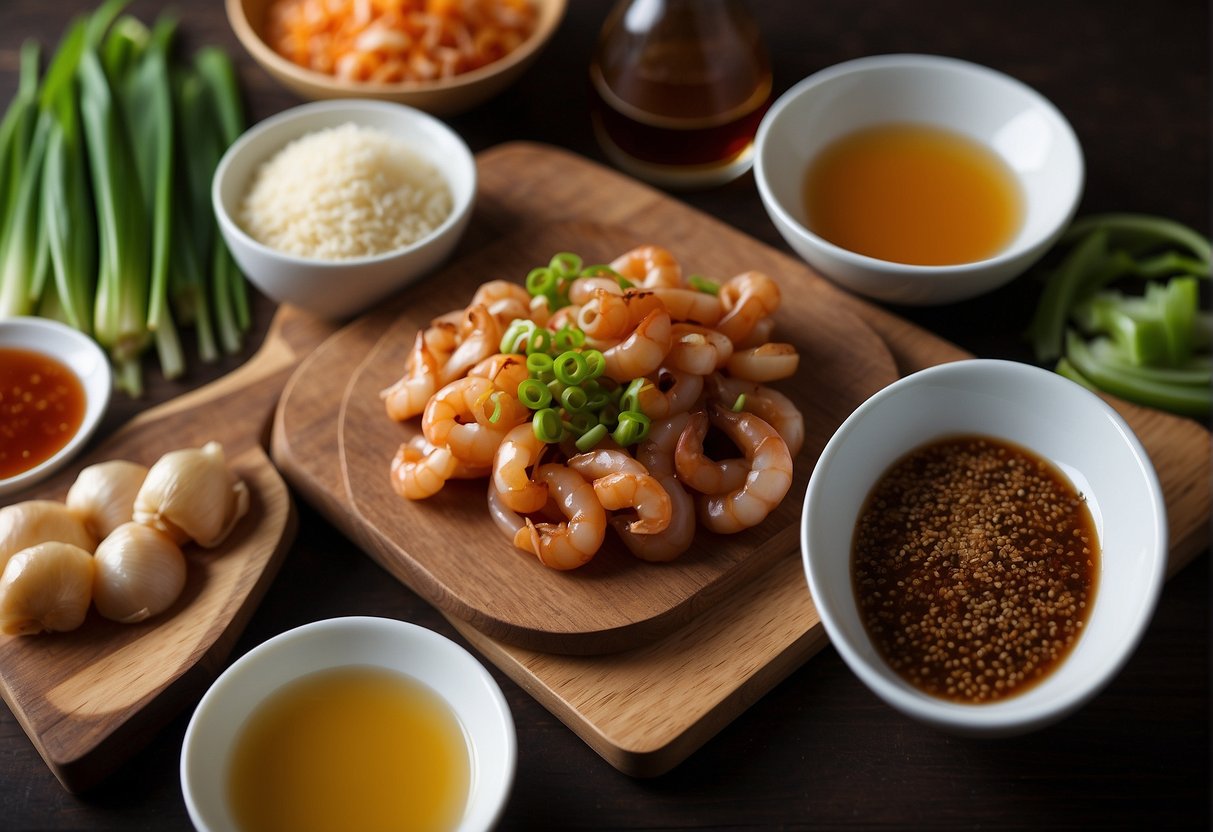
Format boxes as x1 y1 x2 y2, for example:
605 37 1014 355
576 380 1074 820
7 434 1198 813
0 542 95 635
66 460 149 541
93 522 187 624
0 500 97 574
133 441 250 548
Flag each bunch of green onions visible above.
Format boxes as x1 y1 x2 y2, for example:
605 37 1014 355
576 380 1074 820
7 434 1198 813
0 0 249 395
500 317 652 451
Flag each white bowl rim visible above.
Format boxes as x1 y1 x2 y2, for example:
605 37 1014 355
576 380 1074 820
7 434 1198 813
801 358 1167 733
754 52 1085 277
0 316 111 497
212 98 477 269
179 615 517 832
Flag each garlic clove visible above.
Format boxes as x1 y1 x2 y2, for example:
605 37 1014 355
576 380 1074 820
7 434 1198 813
0 500 97 574
66 459 149 541
132 441 250 548
0 542 95 635
93 522 187 624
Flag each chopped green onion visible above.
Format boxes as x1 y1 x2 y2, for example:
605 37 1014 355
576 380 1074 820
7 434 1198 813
582 348 606 380
562 410 597 436
486 391 504 424
501 318 535 353
560 385 589 412
518 377 552 410
553 349 590 385
526 327 553 356
526 266 558 298
688 274 720 295
532 408 564 443
731 393 747 412
550 251 583 277
620 377 649 414
575 424 610 452
525 351 554 379
553 324 585 351
612 411 651 446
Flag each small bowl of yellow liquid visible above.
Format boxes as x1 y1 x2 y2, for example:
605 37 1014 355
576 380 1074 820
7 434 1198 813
180 617 516 832
754 54 1084 305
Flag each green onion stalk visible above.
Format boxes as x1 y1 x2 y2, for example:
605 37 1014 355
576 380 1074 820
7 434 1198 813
1027 213 1212 419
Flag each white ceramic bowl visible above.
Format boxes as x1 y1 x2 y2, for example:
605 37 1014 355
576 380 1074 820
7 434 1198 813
213 99 477 320
181 616 516 832
755 54 1084 305
0 317 111 498
802 359 1167 736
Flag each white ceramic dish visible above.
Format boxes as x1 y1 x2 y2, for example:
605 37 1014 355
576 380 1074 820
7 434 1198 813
755 54 1084 305
801 359 1167 736
212 99 477 320
180 616 516 832
0 317 111 498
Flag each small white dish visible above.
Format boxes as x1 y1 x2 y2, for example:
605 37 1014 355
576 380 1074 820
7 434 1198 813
0 317 111 498
181 616 516 832
213 99 477 320
755 54 1084 305
802 359 1167 736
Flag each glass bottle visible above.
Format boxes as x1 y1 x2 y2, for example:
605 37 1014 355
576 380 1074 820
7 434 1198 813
589 0 772 189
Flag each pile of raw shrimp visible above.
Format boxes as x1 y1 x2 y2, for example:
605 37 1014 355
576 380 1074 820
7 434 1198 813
380 245 805 570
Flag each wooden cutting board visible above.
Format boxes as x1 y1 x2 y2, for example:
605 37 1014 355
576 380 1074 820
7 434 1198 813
272 142 1211 775
0 309 331 793
330 220 897 654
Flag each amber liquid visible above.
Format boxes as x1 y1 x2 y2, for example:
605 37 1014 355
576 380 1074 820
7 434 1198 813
0 347 86 478
227 666 470 832
590 0 771 185
803 123 1024 266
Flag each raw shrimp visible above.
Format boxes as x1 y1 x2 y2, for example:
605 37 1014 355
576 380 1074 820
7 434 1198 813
492 423 549 514
390 437 459 500
567 449 671 535
650 287 724 326
716 271 781 345
735 316 775 349
666 323 734 376
610 244 682 288
725 343 800 383
546 303 582 332
709 374 805 457
381 330 440 421
627 412 696 561
696 403 793 534
601 308 672 382
674 409 751 496
633 368 704 420
513 464 606 570
422 376 519 468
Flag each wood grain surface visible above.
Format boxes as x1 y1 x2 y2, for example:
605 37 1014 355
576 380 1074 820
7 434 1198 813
0 309 331 792
272 142 1212 776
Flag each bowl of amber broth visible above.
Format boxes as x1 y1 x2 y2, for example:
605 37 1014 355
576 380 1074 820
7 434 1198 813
801 359 1167 736
754 54 1084 305
180 616 516 832
0 317 111 498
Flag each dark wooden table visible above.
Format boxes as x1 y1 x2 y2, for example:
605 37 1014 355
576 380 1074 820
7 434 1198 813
1 1 1209 829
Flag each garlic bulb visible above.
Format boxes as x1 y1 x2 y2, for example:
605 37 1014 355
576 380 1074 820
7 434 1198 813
92 522 187 624
0 542 95 635
66 459 149 540
133 441 251 548
0 500 96 573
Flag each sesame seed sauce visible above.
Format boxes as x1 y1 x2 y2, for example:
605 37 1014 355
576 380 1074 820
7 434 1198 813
852 435 1099 704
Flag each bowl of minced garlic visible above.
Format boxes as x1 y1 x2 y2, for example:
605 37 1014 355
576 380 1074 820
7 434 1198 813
802 358 1167 737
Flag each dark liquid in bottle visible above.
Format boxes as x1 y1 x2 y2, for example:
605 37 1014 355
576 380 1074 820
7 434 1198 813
590 0 771 186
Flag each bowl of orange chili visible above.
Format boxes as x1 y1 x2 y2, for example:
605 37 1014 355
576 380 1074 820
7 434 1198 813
0 317 111 498
227 0 568 116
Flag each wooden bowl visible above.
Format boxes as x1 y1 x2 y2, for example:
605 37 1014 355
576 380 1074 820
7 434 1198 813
227 0 567 116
